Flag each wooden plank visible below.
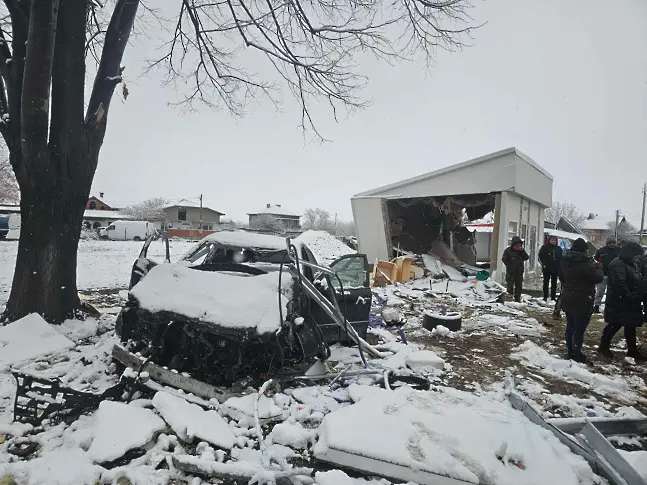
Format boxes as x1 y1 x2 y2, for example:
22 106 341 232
111 344 228 402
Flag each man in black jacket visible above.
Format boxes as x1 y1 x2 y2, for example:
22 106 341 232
593 235 620 313
539 235 562 301
559 238 604 363
502 236 530 302
598 242 646 361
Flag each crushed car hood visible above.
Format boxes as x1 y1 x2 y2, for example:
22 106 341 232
129 264 293 335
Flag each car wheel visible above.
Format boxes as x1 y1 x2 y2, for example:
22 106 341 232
133 236 141 241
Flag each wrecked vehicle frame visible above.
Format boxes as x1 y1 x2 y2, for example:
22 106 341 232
114 231 382 388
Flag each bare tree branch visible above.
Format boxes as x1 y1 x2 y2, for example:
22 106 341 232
545 201 586 229
250 213 285 233
302 207 334 233
86 0 139 128
122 197 169 220
145 0 477 138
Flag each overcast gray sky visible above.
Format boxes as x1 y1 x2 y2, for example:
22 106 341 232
91 0 647 225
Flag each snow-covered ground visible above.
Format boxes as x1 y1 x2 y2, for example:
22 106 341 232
0 240 196 307
1 237 647 485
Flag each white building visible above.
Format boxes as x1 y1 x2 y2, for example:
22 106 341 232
350 148 553 283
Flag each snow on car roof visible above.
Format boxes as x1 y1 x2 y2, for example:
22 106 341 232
130 263 293 335
293 230 355 266
178 230 356 267
196 230 286 250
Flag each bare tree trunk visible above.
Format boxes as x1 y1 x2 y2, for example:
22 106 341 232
4 176 90 322
1 0 139 324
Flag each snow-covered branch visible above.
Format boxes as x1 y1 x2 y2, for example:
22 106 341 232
122 197 168 221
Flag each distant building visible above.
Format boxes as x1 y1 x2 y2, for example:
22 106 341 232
83 210 131 230
86 193 121 211
248 204 301 230
1 201 131 231
580 213 612 247
162 199 224 230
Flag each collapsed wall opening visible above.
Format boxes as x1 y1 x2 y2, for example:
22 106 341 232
386 194 496 265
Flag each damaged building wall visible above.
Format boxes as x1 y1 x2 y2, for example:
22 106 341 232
490 192 545 279
385 195 494 260
351 148 553 284
351 197 392 262
354 150 517 200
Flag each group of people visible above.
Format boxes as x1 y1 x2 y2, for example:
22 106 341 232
502 233 647 363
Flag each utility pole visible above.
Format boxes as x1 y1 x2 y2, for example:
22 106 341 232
199 194 203 234
614 209 621 242
640 183 646 245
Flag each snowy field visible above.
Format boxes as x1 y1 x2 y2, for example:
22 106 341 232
1 236 647 484
0 239 196 307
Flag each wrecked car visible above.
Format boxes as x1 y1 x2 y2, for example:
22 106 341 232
115 231 374 386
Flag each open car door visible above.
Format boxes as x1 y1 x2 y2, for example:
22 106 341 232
128 231 170 290
300 245 372 345
328 253 372 333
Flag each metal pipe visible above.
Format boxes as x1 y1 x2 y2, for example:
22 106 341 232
292 369 384 381
295 272 384 358
285 238 385 359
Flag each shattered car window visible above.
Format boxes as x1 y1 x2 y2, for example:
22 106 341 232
183 242 228 265
330 256 367 289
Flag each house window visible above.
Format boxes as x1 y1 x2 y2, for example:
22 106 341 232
93 222 101 229
178 208 187 221
89 201 96 210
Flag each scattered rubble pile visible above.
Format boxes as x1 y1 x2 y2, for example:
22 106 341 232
0 312 618 485
2 233 647 485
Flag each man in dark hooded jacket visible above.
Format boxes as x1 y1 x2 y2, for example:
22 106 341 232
598 242 646 361
539 235 562 301
502 236 529 302
559 238 604 362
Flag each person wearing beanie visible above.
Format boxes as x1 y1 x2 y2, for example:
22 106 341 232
598 241 646 361
558 238 604 363
593 235 620 313
539 235 562 301
502 235 529 302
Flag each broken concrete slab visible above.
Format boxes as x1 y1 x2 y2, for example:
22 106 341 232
0 314 74 368
152 391 235 449
87 401 166 463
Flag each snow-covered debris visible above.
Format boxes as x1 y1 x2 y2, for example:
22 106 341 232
405 350 445 372
268 420 316 449
464 314 546 338
294 230 355 266
0 314 74 368
87 401 166 463
314 386 599 485
511 341 645 401
129 263 293 334
290 386 343 414
152 391 235 449
619 450 647 481
315 470 394 485
315 469 354 485
1 447 102 485
221 393 285 422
